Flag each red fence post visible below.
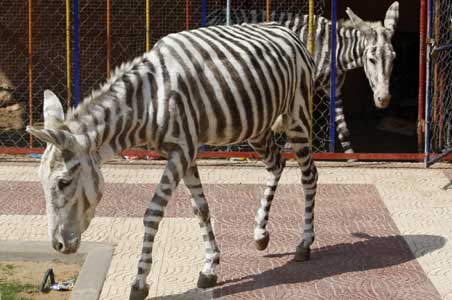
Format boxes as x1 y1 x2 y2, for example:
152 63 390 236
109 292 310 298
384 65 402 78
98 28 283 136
185 0 190 30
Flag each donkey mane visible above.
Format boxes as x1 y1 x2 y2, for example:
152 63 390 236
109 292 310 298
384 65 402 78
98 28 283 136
337 19 383 30
65 55 147 122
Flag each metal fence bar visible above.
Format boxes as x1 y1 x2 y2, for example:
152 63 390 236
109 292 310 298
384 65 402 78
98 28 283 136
3 145 452 162
118 149 452 161
201 0 207 27
146 0 150 51
66 0 72 107
432 0 439 140
107 0 111 77
433 44 452 53
308 0 315 148
266 0 270 22
72 0 81 106
186 0 190 30
425 0 434 164
426 146 452 167
418 0 427 153
226 0 231 26
329 0 337 153
28 0 33 147
307 0 315 54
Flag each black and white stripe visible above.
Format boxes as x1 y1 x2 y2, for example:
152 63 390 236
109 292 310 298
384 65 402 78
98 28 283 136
207 2 399 153
28 22 318 300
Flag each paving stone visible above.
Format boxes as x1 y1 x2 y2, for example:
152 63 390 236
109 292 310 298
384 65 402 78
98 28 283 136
0 162 451 299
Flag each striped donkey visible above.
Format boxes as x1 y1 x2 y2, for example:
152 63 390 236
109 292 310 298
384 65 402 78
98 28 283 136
208 2 399 153
27 22 317 300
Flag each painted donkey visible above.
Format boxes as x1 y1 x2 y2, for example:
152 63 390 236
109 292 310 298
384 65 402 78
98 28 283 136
28 23 317 300
207 2 400 153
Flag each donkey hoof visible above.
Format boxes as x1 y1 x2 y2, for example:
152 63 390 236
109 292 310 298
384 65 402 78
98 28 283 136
129 284 149 300
255 234 270 251
294 246 311 262
197 272 217 289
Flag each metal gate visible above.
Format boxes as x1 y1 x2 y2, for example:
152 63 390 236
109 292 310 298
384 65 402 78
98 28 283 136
425 0 452 166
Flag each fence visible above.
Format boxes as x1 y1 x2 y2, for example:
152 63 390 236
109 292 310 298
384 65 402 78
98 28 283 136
0 0 451 163
425 0 452 166
0 0 329 152
203 0 328 153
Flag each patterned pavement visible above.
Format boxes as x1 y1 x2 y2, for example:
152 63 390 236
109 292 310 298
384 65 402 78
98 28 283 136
0 161 451 299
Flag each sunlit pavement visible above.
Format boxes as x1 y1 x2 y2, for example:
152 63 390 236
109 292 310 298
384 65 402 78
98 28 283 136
1 161 451 299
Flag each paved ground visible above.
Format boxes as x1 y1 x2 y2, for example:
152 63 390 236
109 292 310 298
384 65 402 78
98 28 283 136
0 160 451 299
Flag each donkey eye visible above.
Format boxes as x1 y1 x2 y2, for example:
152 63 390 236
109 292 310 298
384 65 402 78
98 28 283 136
58 179 72 190
369 58 377 64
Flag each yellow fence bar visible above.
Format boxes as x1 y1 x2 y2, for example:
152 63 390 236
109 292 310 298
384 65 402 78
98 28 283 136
146 0 150 52
308 0 315 148
66 0 72 107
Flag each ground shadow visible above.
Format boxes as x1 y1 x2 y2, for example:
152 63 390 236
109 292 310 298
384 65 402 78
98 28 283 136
216 233 446 297
443 171 452 190
147 233 446 299
149 289 211 300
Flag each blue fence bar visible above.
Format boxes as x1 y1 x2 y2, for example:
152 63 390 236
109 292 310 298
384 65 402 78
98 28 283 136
424 0 434 164
433 43 452 53
72 0 81 106
329 0 337 152
201 0 207 27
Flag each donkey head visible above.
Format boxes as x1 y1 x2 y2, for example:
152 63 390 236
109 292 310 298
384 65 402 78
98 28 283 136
346 1 399 109
27 90 104 254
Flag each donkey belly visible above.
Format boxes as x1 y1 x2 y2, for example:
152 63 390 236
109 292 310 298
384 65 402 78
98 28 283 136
199 109 277 146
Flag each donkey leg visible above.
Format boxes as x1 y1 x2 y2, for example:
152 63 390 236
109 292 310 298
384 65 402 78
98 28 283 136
129 150 189 300
248 132 285 251
287 124 318 262
335 91 354 154
184 164 220 289
324 79 354 154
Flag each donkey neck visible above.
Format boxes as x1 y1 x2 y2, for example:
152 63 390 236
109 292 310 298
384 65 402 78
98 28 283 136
286 15 368 77
336 26 368 72
64 57 156 163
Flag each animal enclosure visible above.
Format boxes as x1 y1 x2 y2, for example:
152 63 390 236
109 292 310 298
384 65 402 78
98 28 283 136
0 0 450 164
425 0 452 166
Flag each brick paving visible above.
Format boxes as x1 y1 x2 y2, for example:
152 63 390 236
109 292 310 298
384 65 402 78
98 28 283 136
211 184 441 300
444 170 452 182
0 162 452 299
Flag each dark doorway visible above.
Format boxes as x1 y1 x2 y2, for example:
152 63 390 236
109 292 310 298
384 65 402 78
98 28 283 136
327 0 420 153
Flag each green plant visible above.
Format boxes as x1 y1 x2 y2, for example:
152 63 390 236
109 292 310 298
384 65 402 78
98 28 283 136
0 282 35 300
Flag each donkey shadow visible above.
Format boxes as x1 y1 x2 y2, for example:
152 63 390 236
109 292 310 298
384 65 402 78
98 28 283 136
148 233 446 299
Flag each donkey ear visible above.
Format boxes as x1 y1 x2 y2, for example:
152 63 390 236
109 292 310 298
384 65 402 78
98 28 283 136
43 89 65 130
26 126 77 151
384 1 399 36
346 7 374 37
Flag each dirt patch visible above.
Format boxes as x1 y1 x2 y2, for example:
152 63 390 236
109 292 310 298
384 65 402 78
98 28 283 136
0 260 81 300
